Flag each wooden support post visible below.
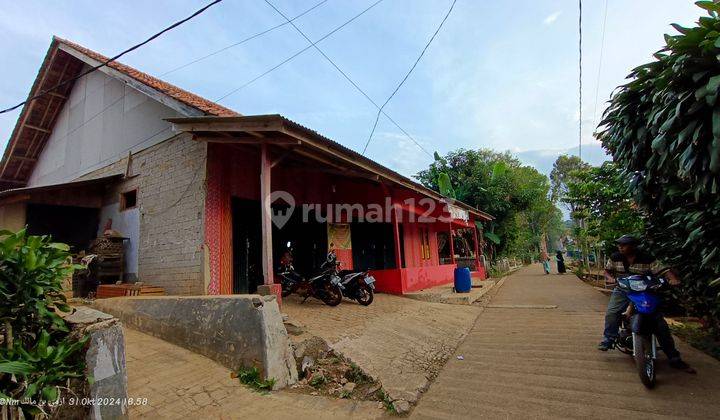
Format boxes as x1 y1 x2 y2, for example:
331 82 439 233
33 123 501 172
391 200 402 269
449 222 456 265
472 223 481 272
260 143 274 285
258 143 282 304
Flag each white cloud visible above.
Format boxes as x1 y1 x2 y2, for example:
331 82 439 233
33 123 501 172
543 11 562 25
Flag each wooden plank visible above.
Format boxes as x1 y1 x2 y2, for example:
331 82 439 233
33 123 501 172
24 124 52 134
23 53 72 172
171 119 284 133
0 179 26 186
192 135 300 145
0 47 60 177
11 156 37 163
47 91 68 99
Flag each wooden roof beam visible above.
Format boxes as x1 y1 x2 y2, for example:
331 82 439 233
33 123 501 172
192 135 300 145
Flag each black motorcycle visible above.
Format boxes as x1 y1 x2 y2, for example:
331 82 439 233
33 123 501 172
338 270 376 306
277 250 343 306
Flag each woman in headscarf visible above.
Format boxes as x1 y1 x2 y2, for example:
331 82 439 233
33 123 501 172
556 250 567 274
540 250 551 274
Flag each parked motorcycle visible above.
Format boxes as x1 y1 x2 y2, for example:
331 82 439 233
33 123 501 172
277 250 343 306
613 273 669 388
338 270 375 306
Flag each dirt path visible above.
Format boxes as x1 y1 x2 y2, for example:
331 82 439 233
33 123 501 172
411 264 720 419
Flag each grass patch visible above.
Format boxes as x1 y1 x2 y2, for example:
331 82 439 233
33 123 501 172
345 362 372 384
671 322 720 362
234 366 276 393
309 374 327 388
375 389 396 414
488 267 508 279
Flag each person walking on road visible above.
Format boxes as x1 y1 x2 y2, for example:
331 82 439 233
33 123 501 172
556 250 566 274
540 250 551 274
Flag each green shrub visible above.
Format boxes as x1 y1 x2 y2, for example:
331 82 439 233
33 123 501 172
598 2 720 335
309 374 327 388
235 366 276 392
0 229 87 417
345 362 371 384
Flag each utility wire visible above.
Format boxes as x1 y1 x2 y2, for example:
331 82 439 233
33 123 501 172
591 0 608 132
578 0 583 161
0 0 223 115
160 0 328 77
260 0 433 158
216 0 385 102
13 1 329 155
362 0 457 155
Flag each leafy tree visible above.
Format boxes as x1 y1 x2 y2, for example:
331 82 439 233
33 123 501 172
597 2 720 333
563 162 645 255
417 149 562 261
550 155 590 211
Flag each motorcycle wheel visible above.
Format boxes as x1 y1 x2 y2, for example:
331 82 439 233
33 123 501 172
634 335 655 389
356 284 374 306
281 288 292 298
321 284 343 307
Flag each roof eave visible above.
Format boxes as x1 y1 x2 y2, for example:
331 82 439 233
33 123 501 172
167 114 494 221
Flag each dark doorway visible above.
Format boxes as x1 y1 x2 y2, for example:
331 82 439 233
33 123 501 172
231 198 262 294
273 207 327 277
350 222 397 271
26 204 99 252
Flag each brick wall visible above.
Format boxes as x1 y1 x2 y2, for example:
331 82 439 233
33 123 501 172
82 133 208 295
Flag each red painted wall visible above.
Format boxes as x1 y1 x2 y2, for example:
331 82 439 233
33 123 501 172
204 143 487 295
370 264 456 294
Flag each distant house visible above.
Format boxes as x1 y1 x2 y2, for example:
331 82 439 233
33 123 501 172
0 37 492 297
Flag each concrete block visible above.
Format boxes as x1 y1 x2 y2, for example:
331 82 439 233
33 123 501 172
65 307 129 420
93 295 298 389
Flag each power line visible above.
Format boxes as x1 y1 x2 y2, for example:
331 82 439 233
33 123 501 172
0 0 223 115
591 0 608 132
159 0 329 77
260 0 433 158
362 0 457 155
578 0 583 161
216 0 385 102
11 1 329 155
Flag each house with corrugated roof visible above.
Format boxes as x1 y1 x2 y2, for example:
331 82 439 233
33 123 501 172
0 37 492 299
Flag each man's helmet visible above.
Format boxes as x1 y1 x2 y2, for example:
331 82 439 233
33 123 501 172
615 235 640 245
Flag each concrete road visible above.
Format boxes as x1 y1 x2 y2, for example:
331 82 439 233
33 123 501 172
123 328 385 419
412 264 720 419
283 293 482 405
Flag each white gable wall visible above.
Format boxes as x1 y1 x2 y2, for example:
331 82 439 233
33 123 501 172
28 65 184 186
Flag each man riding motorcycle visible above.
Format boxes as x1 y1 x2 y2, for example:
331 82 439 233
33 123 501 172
597 235 695 373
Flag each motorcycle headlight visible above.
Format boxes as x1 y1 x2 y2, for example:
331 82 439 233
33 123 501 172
331 276 341 286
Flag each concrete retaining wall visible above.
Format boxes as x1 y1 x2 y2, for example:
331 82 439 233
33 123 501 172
64 307 129 420
93 295 298 389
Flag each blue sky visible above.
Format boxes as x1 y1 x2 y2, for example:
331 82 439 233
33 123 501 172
0 0 702 178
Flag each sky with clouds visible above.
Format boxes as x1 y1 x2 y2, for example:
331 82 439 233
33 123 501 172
0 0 703 178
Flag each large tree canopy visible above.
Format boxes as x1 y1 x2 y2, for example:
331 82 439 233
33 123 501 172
563 162 645 255
417 149 563 261
550 155 590 211
598 1 720 332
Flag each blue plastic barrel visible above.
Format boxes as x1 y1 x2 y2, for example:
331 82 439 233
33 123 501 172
454 267 472 293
